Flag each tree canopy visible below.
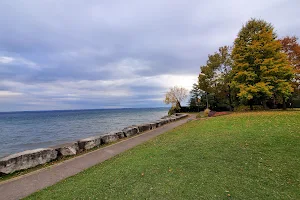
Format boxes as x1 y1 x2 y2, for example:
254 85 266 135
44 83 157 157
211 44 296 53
231 19 294 109
279 36 300 96
164 86 188 112
192 18 299 111
198 46 233 110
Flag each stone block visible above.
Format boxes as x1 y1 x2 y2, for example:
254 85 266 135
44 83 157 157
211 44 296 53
137 124 151 132
175 113 188 119
154 121 161 127
101 133 119 144
78 136 102 151
149 123 156 130
182 114 188 118
165 117 172 123
122 126 139 137
0 148 57 174
170 117 177 122
55 142 79 157
160 119 169 125
109 130 125 139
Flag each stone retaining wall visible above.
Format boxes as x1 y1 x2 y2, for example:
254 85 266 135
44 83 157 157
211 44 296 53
0 113 188 175
0 148 57 174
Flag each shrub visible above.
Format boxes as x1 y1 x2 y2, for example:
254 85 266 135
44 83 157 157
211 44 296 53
252 105 265 110
234 105 251 112
292 99 300 108
196 113 202 119
168 106 180 116
208 111 216 117
213 112 229 117
168 107 176 116
204 108 211 117
234 105 266 112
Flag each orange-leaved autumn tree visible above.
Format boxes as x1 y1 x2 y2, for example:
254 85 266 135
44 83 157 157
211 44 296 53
231 19 294 109
279 36 300 96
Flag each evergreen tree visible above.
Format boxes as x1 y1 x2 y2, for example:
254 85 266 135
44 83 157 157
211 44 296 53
189 83 203 111
190 83 203 101
231 19 294 109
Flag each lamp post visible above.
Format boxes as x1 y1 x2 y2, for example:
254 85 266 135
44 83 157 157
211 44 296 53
197 97 200 112
206 92 209 109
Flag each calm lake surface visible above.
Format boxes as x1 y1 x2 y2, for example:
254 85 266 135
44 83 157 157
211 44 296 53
0 108 168 158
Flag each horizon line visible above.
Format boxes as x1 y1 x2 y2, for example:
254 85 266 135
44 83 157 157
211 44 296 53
0 106 170 114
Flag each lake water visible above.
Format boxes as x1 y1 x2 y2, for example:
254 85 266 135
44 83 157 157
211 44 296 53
0 108 168 158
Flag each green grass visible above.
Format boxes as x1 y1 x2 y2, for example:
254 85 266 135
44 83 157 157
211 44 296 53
25 111 300 200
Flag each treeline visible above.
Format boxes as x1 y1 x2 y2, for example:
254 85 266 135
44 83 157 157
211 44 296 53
190 19 300 111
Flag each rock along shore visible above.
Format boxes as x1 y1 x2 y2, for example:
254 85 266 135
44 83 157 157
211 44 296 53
0 113 188 175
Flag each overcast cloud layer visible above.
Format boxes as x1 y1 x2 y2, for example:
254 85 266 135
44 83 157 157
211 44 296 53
0 0 299 111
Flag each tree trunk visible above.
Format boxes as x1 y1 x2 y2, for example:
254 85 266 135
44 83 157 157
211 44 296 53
176 101 182 112
228 85 232 111
288 97 293 109
177 101 181 109
262 100 268 109
283 98 287 110
249 99 254 110
273 95 277 109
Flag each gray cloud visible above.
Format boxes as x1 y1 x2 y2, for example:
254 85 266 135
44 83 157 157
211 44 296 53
0 0 299 111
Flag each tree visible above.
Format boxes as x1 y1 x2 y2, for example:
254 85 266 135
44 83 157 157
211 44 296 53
190 83 203 100
279 36 300 96
280 36 300 71
189 83 203 111
164 86 188 114
198 46 233 110
231 19 294 109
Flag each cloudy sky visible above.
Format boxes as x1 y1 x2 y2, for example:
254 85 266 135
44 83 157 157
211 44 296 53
0 0 299 111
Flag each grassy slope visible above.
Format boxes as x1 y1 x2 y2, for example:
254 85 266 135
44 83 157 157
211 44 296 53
26 111 300 200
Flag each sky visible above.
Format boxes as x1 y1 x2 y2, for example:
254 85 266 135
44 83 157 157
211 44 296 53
0 0 299 111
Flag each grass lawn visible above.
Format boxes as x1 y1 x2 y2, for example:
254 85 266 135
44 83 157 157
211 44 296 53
25 111 300 200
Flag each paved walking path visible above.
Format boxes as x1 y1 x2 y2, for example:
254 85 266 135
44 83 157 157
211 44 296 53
0 114 195 200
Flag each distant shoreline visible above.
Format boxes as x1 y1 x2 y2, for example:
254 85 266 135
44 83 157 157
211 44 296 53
0 106 170 114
